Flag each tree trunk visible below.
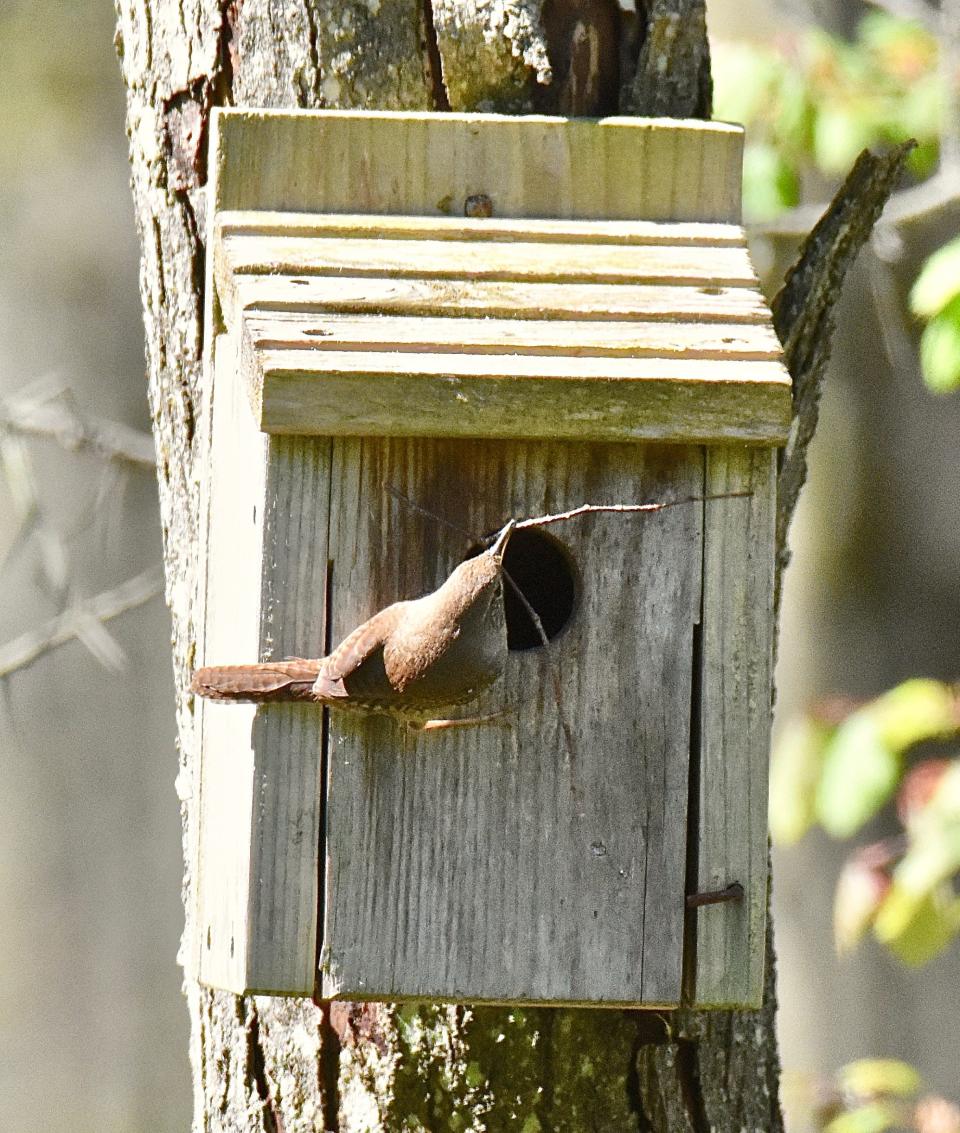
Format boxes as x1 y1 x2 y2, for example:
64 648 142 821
115 3 814 1128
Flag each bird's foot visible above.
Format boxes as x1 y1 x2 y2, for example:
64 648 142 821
410 707 517 732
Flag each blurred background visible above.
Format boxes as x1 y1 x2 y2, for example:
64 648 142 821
0 1 957 1130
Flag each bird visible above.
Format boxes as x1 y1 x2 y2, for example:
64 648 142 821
190 521 514 718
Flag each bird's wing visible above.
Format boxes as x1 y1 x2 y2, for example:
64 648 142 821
382 610 459 692
315 602 404 697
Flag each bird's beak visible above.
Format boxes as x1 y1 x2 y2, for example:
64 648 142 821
489 520 515 561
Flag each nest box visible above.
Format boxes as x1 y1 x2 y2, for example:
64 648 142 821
195 109 790 1008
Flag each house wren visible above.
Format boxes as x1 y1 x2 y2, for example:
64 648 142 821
191 521 513 715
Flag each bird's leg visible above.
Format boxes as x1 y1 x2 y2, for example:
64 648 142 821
410 707 517 732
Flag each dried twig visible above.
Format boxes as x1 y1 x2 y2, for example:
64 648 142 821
515 492 751 531
0 392 155 468
0 565 164 678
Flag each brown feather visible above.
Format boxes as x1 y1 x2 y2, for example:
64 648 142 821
190 659 321 702
319 603 404 682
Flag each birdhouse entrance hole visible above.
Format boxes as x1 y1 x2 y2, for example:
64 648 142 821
501 528 578 651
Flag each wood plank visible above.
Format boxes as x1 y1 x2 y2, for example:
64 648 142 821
246 343 792 444
230 276 774 327
220 232 757 288
195 335 331 995
319 438 703 1006
244 311 783 361
210 110 743 224
243 436 330 994
195 334 266 992
218 209 746 246
692 446 775 1008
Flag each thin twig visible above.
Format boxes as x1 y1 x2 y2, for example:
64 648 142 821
0 395 155 468
500 568 583 811
0 565 165 678
514 492 751 531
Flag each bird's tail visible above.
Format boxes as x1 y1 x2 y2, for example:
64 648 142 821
190 658 322 703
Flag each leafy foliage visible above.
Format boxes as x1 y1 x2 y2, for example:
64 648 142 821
771 680 960 965
795 1058 960 1133
714 13 959 393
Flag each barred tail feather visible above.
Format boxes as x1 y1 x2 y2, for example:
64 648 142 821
190 659 322 702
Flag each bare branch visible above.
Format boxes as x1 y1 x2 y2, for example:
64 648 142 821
0 392 155 468
757 169 960 239
0 565 165 678
772 143 915 600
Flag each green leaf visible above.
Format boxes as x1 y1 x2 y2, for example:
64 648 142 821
824 1100 899 1133
875 888 960 965
741 143 800 222
812 104 877 173
910 238 960 318
770 715 832 844
919 300 960 394
839 1058 921 1099
814 682 957 837
871 679 958 752
816 713 899 837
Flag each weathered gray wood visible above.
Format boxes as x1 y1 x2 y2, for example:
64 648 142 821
231 275 773 324
220 232 757 286
195 334 330 995
208 185 791 444
209 109 745 223
219 210 747 244
248 345 791 444
694 446 776 1007
319 438 703 1006
242 311 783 360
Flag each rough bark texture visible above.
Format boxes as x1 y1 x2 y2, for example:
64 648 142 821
772 143 916 598
114 2 902 1128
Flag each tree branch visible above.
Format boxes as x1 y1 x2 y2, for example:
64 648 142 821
0 565 165 678
0 391 155 468
772 142 915 600
758 168 960 239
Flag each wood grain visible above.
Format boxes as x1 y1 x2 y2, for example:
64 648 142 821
229 276 773 325
209 110 744 223
218 210 747 245
692 446 776 1007
247 343 790 445
319 438 703 1006
195 335 330 995
220 232 757 287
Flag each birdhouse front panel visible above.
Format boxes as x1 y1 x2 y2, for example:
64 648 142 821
321 437 702 1005
194 109 787 1008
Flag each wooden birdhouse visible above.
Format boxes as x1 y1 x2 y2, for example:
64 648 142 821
194 109 790 1009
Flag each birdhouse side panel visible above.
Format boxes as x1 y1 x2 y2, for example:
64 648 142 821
243 435 331 994
694 445 776 1008
196 339 332 995
319 437 704 1007
196 334 268 991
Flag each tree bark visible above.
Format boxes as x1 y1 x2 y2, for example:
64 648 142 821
114 2 902 1127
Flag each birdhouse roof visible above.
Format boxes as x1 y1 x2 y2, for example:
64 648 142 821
209 110 791 445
